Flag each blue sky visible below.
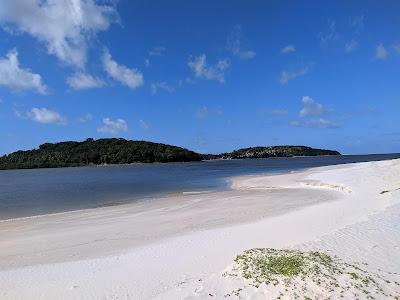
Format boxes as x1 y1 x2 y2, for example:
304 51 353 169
0 0 399 155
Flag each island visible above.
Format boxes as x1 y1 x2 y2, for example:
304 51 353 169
0 139 341 170
213 146 341 159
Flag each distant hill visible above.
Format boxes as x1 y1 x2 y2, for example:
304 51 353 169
211 146 341 159
0 140 341 170
0 138 203 169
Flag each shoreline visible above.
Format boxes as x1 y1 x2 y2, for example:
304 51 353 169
0 158 399 299
0 153 397 223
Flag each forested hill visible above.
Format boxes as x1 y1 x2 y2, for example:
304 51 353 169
214 146 341 159
0 140 341 170
0 138 203 169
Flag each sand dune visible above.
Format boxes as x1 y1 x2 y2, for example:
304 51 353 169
0 159 399 299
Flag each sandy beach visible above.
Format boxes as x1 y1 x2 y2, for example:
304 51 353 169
1 159 400 299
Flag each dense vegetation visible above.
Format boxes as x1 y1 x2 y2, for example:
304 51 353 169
0 140 341 170
214 146 340 159
0 138 203 169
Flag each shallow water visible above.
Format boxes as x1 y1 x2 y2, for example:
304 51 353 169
0 154 399 220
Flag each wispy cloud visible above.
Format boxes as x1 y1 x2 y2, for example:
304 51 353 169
291 118 339 129
349 15 364 34
188 54 230 83
263 109 289 116
196 106 223 119
26 107 65 125
281 45 296 54
150 81 174 95
97 118 128 135
196 106 209 119
0 49 47 94
0 0 118 68
78 113 93 123
139 119 150 130
319 20 339 45
375 43 388 60
66 72 105 90
103 48 144 89
226 25 256 60
149 46 166 57
279 67 308 85
345 39 358 53
394 43 400 54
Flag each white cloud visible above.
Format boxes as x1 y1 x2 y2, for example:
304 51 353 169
349 15 364 34
78 113 93 123
0 49 47 94
267 109 289 116
150 81 174 95
195 106 223 119
27 107 65 124
188 54 230 83
375 43 388 60
306 118 338 129
139 119 149 130
300 96 325 117
291 118 338 129
345 39 358 53
319 20 339 45
291 96 338 129
394 43 400 54
0 0 117 68
281 45 295 54
149 46 166 57
279 67 308 85
97 118 128 135
102 48 144 89
66 72 104 90
196 106 208 119
226 25 256 60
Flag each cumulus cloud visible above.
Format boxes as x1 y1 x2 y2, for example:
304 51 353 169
291 96 338 129
66 72 104 90
279 67 308 85
300 96 325 117
102 48 144 89
27 107 65 124
97 117 128 135
188 54 230 83
226 25 256 60
345 39 358 53
0 0 118 68
281 45 296 54
139 119 149 130
150 81 174 95
375 43 388 60
0 49 47 94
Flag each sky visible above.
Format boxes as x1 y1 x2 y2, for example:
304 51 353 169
0 0 399 155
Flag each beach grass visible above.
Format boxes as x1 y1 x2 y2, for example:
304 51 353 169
223 248 400 299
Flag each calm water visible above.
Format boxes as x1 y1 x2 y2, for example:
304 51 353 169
0 154 399 220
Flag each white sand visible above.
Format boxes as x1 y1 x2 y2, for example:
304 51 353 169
0 159 399 299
